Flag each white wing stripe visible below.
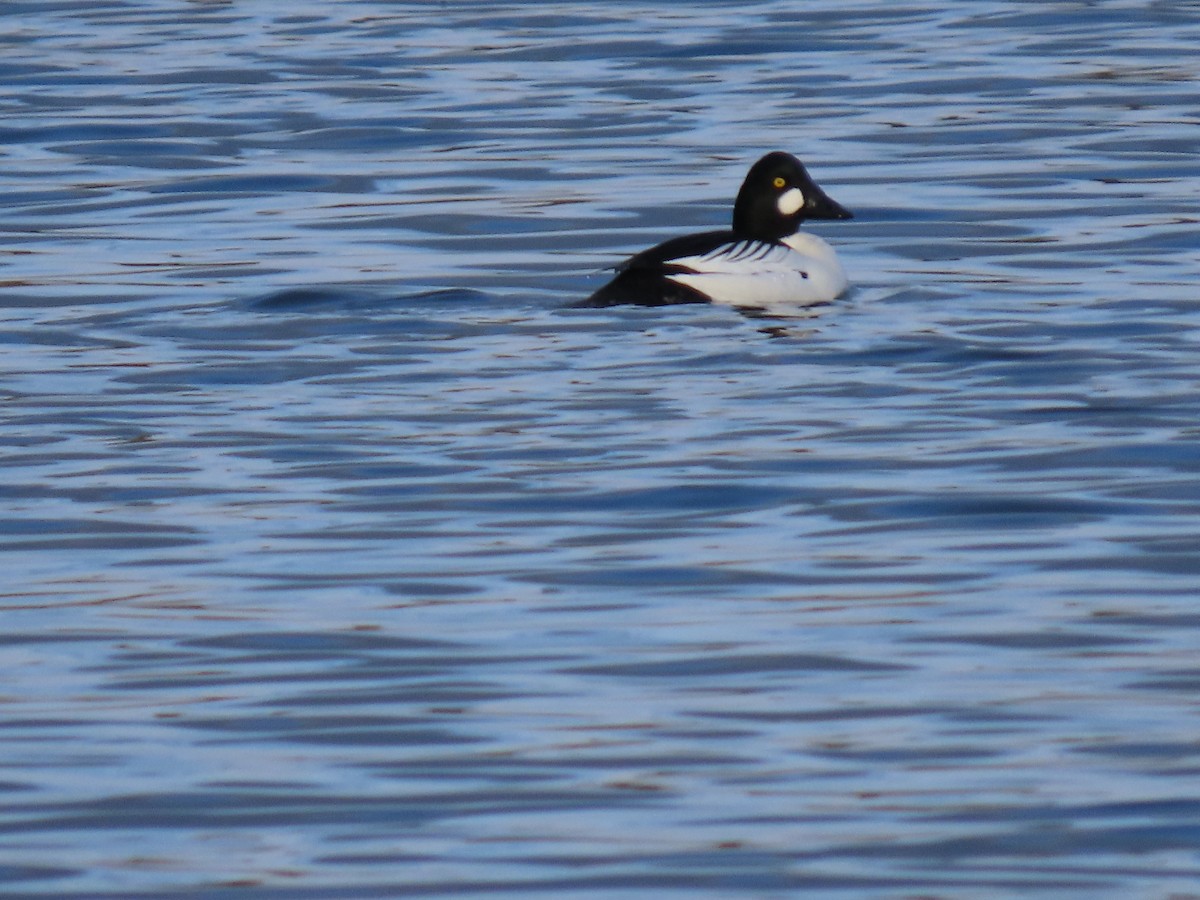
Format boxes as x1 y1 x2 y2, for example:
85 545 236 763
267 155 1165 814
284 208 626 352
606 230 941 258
698 239 783 264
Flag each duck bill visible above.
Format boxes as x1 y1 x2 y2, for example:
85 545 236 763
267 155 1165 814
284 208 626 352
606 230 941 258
806 189 853 221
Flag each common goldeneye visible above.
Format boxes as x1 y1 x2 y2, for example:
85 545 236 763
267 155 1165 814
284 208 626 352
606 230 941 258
582 151 852 312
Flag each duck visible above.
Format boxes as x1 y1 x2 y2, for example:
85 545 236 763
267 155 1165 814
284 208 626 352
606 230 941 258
581 151 852 312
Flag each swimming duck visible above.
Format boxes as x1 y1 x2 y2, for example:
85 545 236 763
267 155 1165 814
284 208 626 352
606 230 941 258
582 151 852 312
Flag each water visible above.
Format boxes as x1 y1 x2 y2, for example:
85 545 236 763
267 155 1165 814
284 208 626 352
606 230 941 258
3 1 1200 896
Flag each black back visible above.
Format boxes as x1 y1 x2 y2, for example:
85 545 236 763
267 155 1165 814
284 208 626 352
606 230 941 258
579 230 738 307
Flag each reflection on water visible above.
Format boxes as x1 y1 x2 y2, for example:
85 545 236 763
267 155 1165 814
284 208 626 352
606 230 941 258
3 1 1200 896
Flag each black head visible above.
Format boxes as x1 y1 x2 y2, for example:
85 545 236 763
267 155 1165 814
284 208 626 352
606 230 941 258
731 151 852 240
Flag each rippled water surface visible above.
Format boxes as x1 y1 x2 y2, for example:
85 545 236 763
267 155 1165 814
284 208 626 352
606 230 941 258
3 2 1200 896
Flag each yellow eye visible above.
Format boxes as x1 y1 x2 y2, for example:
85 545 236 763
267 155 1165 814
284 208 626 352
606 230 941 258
773 176 786 188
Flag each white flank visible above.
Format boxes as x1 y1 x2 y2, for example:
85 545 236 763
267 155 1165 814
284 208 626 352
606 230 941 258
777 187 805 216
665 233 848 312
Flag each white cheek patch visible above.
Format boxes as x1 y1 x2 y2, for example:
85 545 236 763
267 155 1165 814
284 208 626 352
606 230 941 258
777 187 805 216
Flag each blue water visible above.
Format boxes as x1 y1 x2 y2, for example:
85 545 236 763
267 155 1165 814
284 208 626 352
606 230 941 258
3 2 1200 897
